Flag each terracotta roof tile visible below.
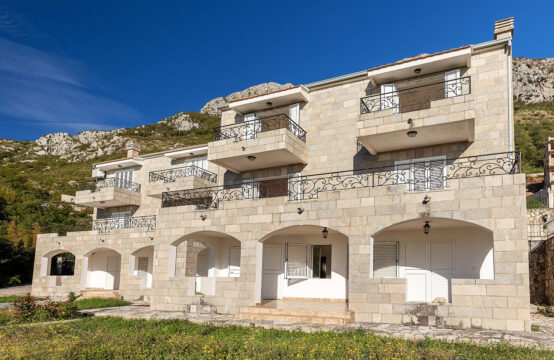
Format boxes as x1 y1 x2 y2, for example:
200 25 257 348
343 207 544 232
367 45 471 72
228 85 300 103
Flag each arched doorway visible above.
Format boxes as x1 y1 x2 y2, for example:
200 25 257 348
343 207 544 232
40 250 76 277
131 246 154 289
373 218 493 303
258 225 349 302
85 249 122 290
170 231 241 296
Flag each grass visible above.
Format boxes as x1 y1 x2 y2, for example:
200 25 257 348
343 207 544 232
0 295 25 303
0 317 552 359
74 297 131 310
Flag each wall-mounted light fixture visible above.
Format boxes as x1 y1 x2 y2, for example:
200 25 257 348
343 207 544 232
297 207 304 214
423 221 430 235
422 195 431 205
200 215 207 221
407 130 418 138
56 241 61 246
149 236 154 241
322 227 328 239
247 155 256 161
542 214 549 223
241 146 246 151
100 238 105 243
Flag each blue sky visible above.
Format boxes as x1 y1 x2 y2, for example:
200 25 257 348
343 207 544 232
0 0 552 141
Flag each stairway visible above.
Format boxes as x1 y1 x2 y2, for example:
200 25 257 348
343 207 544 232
235 303 354 326
80 289 121 299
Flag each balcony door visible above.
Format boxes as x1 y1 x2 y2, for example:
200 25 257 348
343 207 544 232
115 169 133 189
112 211 131 229
244 113 258 140
289 103 300 136
444 69 461 98
380 84 399 114
185 156 208 170
394 156 446 191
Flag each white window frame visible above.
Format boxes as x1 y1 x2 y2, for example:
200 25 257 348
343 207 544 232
373 241 399 278
380 83 399 114
394 156 446 192
444 69 461 98
284 243 309 279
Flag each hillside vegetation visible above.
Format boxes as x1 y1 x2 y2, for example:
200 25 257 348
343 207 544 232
0 112 219 287
514 101 554 173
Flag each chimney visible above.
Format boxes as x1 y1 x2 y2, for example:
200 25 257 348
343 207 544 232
125 141 140 158
494 17 514 40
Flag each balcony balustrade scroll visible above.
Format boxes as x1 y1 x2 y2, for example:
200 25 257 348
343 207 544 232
93 215 156 233
149 165 218 183
95 178 141 193
162 151 520 209
212 114 307 143
360 76 471 114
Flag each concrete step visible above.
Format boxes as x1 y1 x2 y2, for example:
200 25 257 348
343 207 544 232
236 306 354 325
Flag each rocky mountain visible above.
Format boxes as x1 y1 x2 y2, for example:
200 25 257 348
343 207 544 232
1 57 553 164
200 82 293 115
513 57 554 103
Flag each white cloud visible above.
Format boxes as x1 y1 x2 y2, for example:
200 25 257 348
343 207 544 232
0 37 141 135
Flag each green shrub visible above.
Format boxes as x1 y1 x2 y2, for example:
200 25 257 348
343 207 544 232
11 294 82 323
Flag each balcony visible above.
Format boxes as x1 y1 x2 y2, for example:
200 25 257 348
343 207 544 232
162 151 520 209
92 215 156 233
208 114 307 173
74 178 142 208
358 77 474 155
146 165 218 198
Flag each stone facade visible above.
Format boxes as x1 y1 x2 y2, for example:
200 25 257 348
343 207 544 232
33 19 530 331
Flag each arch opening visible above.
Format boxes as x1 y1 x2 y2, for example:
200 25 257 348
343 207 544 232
372 218 494 303
169 231 241 296
131 246 154 289
257 225 349 303
84 248 122 290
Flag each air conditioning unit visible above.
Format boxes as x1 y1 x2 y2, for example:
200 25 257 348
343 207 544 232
92 168 105 179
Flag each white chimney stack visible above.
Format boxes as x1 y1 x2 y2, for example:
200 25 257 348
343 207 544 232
494 17 514 40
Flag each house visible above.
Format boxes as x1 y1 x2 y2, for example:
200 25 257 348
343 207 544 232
32 18 531 331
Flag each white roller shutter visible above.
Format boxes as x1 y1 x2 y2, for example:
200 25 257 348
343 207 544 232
373 242 398 278
285 243 308 279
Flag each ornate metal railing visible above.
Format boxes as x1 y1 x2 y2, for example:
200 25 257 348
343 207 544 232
360 76 471 114
95 178 141 193
162 151 520 209
149 165 217 183
212 114 307 143
93 215 156 233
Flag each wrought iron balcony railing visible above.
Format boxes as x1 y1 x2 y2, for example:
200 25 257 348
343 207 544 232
162 151 520 209
92 215 156 233
149 165 218 183
360 76 471 114
212 114 307 143
95 178 141 193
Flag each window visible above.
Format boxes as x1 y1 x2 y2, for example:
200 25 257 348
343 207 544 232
394 156 446 191
380 84 399 114
111 211 131 229
444 69 461 98
373 242 398 278
312 245 332 279
50 252 75 276
185 156 208 170
115 169 133 189
285 244 308 279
